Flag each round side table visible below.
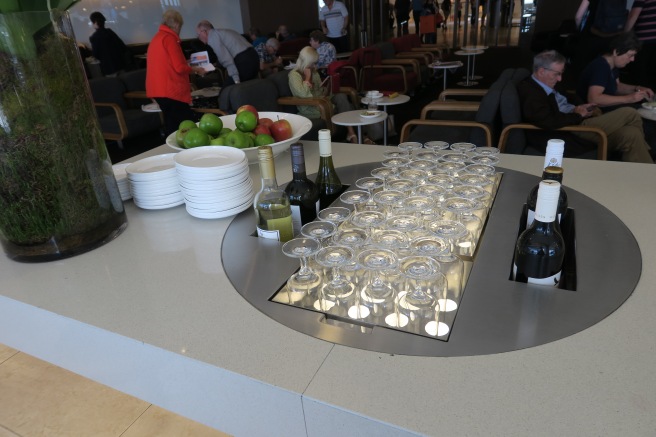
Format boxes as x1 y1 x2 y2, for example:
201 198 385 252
332 110 387 144
361 94 411 144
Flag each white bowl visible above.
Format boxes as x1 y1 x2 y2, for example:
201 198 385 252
166 112 312 164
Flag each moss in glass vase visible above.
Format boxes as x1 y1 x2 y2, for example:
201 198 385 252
0 9 127 261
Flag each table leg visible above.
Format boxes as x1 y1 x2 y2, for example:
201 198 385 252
470 55 476 81
383 117 388 145
357 126 362 144
443 69 448 91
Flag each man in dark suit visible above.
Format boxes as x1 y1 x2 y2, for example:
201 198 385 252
517 50 653 163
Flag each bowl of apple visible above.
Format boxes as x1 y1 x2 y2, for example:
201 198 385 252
166 108 312 164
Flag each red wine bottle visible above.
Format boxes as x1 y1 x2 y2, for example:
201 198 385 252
514 180 565 287
285 143 320 235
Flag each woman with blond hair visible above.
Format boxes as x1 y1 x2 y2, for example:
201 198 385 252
146 9 205 136
289 46 375 143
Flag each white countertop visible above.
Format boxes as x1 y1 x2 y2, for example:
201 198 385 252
1 142 655 436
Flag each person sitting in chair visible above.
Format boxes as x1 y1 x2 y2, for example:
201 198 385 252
517 50 653 163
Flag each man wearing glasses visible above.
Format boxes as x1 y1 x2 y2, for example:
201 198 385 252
196 20 259 86
518 50 653 163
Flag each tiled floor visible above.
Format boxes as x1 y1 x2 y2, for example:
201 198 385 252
0 343 230 437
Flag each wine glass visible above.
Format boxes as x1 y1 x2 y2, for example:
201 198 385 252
468 155 500 167
469 146 500 157
449 142 477 154
414 184 449 205
349 210 386 235
385 214 422 238
439 152 469 164
397 256 446 335
463 163 497 177
383 150 409 159
385 178 415 196
441 197 482 246
339 189 371 212
423 140 450 152
426 219 473 257
402 195 435 221
435 161 467 177
370 229 409 252
372 189 405 217
314 245 355 311
458 173 494 195
406 159 437 175
301 221 337 246
398 141 423 154
397 169 428 187
370 166 397 182
381 157 411 172
426 173 457 189
332 227 369 249
318 206 351 225
357 248 398 321
409 235 449 259
281 237 322 304
412 150 441 162
355 177 385 207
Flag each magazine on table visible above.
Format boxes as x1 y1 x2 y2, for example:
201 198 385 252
189 51 216 72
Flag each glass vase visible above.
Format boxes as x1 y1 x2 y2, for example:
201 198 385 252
0 9 127 262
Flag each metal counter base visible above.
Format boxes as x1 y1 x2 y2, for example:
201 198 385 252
223 162 641 357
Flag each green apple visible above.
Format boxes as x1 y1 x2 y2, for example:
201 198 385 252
183 127 211 148
198 113 223 136
178 119 196 131
210 135 228 145
225 130 249 149
219 127 232 136
235 110 257 132
255 133 275 146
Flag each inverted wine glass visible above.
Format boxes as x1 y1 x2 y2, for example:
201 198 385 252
372 189 405 217
426 219 473 257
402 195 435 221
281 237 322 304
385 214 422 238
339 189 371 212
332 227 369 250
397 169 428 187
426 174 457 189
381 157 411 172
449 142 477 154
435 161 467 177
383 150 410 159
357 248 398 321
301 220 337 246
385 178 415 196
397 256 446 335
370 166 397 182
414 184 449 205
349 210 386 235
469 146 500 157
318 206 351 225
355 177 385 207
423 140 450 152
314 245 356 311
398 141 423 154
412 150 441 162
405 159 437 175
440 152 469 164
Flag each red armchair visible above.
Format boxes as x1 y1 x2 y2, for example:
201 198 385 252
358 46 420 94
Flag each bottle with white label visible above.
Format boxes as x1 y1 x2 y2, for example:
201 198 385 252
513 180 565 287
285 143 320 235
526 166 568 227
315 129 343 210
254 146 293 242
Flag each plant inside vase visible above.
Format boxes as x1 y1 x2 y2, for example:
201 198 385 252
0 10 127 261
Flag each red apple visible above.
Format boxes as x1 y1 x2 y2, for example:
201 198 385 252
270 118 292 142
253 124 271 136
236 105 258 121
258 117 274 128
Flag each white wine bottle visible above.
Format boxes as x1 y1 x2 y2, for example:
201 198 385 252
513 180 565 287
315 129 343 210
254 146 294 242
285 143 320 235
526 166 568 227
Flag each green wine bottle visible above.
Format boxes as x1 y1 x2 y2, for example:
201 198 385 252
315 129 343 210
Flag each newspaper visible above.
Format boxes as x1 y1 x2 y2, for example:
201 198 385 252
189 51 216 72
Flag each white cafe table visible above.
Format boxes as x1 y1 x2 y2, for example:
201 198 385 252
455 48 484 86
361 94 411 144
429 60 464 91
1 142 656 436
331 109 387 144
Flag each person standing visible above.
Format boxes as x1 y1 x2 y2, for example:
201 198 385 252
442 0 452 30
320 0 350 53
412 0 424 35
624 0 656 91
89 12 128 76
395 0 411 36
196 20 260 86
146 9 206 136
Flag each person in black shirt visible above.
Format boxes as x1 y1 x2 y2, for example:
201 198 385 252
89 12 128 76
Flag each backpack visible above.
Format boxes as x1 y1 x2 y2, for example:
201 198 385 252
590 0 628 35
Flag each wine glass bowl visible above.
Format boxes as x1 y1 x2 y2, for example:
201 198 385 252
398 141 423 153
315 245 356 304
449 142 477 153
282 237 322 304
301 221 338 245
317 206 351 225
339 189 371 212
423 140 450 151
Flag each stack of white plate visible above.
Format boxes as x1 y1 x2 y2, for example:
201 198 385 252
112 163 132 201
174 146 254 219
125 153 184 210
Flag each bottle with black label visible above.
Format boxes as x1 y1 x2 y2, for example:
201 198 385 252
285 143 320 235
315 129 343 210
254 146 294 242
513 180 565 287
526 166 568 227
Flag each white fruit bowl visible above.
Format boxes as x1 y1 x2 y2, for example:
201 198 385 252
166 112 312 164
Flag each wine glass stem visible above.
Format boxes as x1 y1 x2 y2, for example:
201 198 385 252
298 256 311 276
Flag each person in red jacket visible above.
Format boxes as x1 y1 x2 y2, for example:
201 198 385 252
146 9 205 136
